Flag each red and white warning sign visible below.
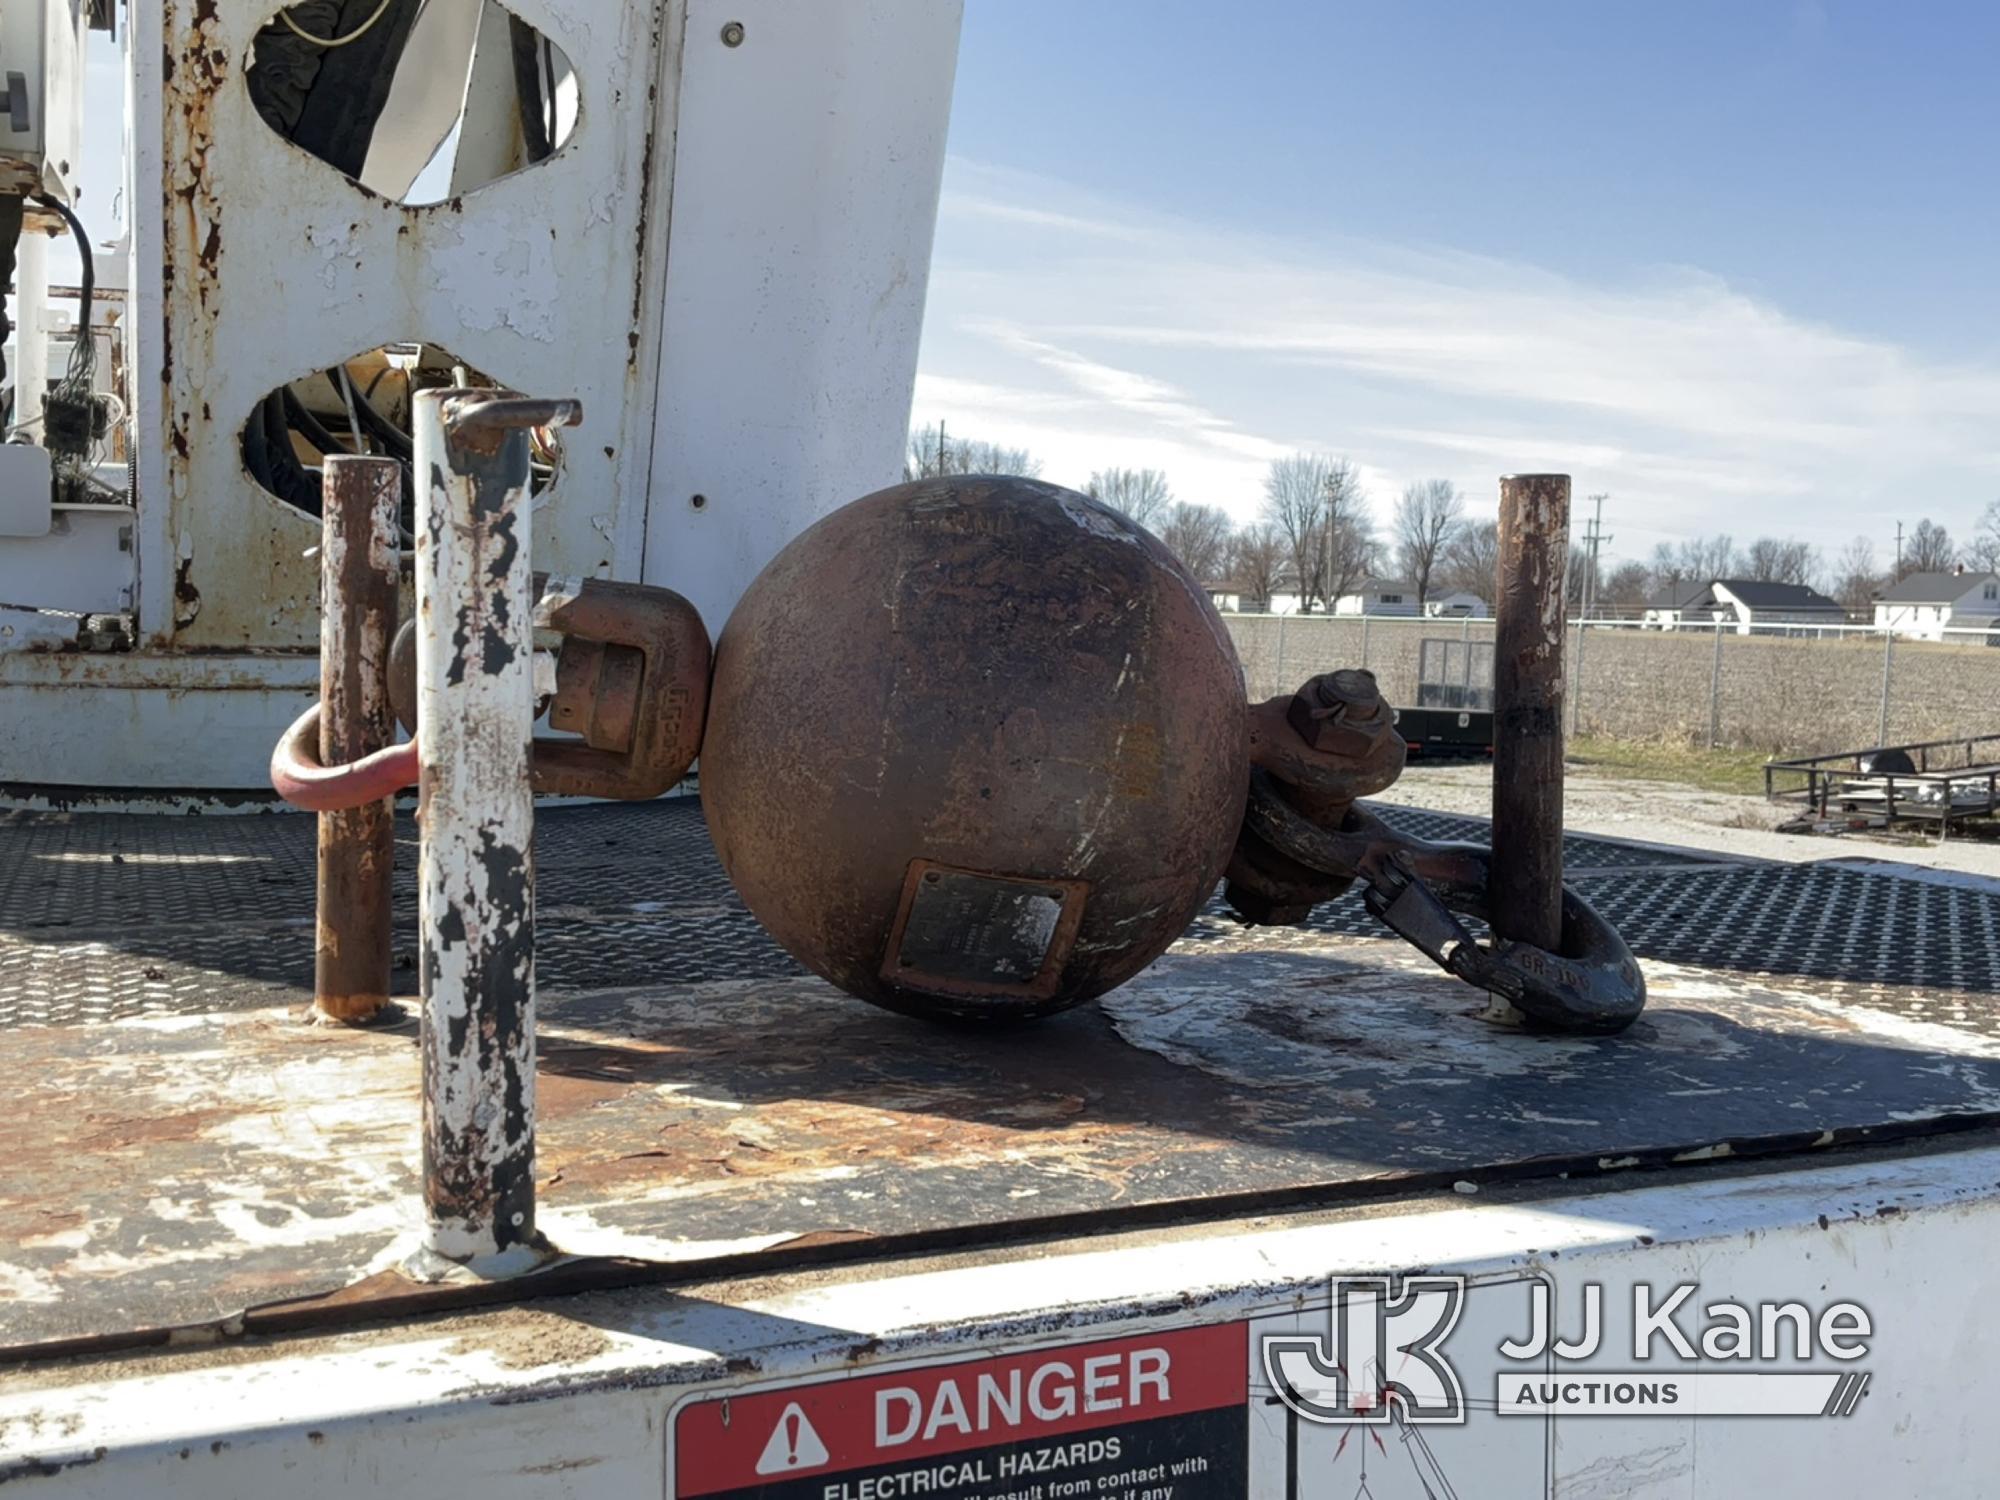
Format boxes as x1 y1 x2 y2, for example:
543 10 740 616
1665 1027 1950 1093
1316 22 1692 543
672 1323 1247 1500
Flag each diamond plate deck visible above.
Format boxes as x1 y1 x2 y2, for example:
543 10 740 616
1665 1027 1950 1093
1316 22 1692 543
6 799 2000 1360
1 799 1991 1029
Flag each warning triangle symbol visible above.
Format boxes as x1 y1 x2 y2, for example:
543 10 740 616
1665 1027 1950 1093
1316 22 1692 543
755 1402 831 1476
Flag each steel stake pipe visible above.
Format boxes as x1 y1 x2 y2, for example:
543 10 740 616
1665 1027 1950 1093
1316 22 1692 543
1491 473 1570 954
313 455 402 1024
412 388 580 1270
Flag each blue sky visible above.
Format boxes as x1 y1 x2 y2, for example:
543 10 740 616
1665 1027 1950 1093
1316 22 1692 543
916 0 2000 564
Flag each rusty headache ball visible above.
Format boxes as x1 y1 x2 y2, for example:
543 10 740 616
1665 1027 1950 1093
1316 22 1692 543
701 475 1250 1022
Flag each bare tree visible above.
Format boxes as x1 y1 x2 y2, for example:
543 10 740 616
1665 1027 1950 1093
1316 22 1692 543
1901 518 1956 576
1599 560 1653 614
1742 536 1821 588
1647 541 1690 590
1831 535 1882 616
1085 468 1172 530
1320 461 1376 609
1684 534 1741 581
904 422 1041 481
1391 480 1463 607
1968 500 2000 574
1260 454 1375 611
1647 535 1740 591
1437 518 1499 600
1157 502 1233 583
1262 455 1331 611
1231 522 1287 610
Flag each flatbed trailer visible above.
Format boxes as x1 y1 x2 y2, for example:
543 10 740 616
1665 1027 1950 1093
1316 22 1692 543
1765 734 2000 832
7 799 2000 1494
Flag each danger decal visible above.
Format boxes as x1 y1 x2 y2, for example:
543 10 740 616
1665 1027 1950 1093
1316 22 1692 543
673 1323 1248 1500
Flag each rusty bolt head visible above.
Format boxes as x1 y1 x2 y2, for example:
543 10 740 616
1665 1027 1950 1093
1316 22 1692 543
1286 668 1390 752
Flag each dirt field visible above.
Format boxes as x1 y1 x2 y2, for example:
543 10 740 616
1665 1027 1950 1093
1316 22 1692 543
1378 757 2000 886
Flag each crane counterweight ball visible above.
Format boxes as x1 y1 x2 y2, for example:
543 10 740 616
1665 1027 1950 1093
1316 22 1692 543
701 476 1250 1021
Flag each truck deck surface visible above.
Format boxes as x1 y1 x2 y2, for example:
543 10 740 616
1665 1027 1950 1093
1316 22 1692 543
6 798 2000 1361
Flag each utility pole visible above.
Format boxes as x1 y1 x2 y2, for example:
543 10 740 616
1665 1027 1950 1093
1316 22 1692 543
1569 495 1611 735
1894 520 1904 581
1578 494 1612 621
1318 472 1336 615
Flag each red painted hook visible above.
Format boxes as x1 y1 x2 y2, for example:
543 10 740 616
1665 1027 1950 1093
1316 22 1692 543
270 704 420 812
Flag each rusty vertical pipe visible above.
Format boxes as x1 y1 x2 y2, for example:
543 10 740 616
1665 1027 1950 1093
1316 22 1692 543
314 455 401 1024
1491 473 1569 952
413 389 543 1270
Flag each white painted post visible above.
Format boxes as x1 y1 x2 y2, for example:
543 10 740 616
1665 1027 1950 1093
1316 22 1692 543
1569 617 1589 738
1708 622 1725 749
412 388 580 1272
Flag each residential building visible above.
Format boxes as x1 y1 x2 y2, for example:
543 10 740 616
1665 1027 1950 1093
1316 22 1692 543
1641 580 1711 630
1331 579 1421 617
1641 578 1847 635
1873 569 2000 642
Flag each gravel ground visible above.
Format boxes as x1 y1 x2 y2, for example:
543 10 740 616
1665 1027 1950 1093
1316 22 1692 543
1375 757 2000 886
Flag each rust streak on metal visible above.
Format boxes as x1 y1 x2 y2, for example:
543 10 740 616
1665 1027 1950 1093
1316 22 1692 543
1492 473 1571 951
314 457 402 1025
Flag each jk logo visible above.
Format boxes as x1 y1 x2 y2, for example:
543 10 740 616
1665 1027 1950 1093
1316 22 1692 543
1262 1276 1467 1425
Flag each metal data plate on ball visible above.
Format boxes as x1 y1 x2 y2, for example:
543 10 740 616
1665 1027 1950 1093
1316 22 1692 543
882 861 1091 1004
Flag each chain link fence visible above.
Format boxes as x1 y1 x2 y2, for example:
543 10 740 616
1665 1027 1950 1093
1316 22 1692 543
1225 613 2000 755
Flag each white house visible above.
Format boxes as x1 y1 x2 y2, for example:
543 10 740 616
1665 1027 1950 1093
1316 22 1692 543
1331 579 1421 617
1642 579 1846 635
1224 576 1474 619
1423 590 1489 619
1642 580 1710 630
1873 570 2000 642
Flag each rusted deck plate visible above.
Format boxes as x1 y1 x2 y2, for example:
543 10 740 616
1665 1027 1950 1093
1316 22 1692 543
7 798 1998 1029
8 910 2000 1356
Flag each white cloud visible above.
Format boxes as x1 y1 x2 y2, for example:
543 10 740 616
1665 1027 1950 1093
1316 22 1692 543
912 159 2000 556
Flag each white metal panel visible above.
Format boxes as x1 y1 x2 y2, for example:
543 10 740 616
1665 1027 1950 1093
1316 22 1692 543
642 0 963 637
0 441 52 536
2 1147 1997 1494
0 0 87 196
0 502 130 610
0 650 313 790
134 0 683 650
